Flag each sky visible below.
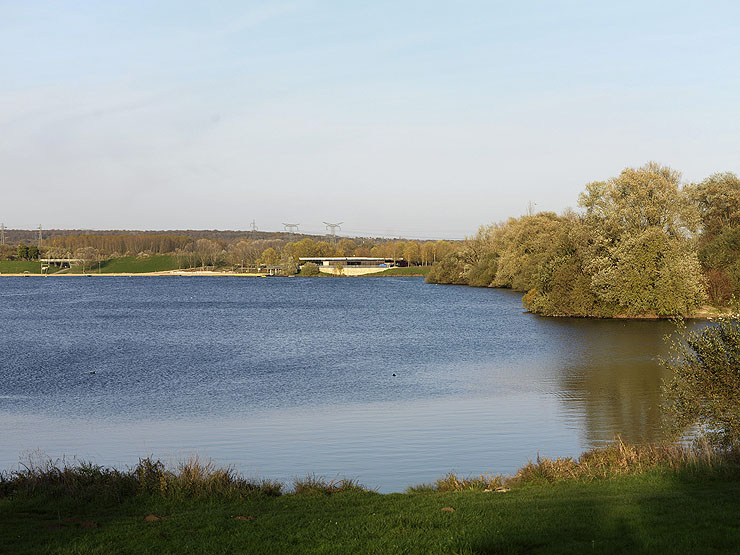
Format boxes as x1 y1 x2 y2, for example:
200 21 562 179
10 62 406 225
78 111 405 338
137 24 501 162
2 1 740 240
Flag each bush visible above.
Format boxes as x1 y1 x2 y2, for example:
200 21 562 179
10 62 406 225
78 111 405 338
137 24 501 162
663 317 740 448
300 262 320 276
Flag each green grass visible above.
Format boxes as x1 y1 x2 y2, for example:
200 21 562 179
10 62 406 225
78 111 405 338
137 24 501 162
3 470 740 554
0 260 47 274
92 255 181 274
3 443 740 553
373 266 432 276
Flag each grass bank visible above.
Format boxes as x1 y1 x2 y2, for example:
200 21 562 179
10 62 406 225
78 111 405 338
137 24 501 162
3 442 740 553
373 266 432 277
94 255 181 274
0 260 45 274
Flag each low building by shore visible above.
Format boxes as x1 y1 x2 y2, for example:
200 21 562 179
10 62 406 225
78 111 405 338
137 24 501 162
298 257 403 276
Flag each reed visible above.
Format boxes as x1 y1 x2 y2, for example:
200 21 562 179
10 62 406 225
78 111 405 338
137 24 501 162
292 474 373 495
407 437 740 492
0 454 281 500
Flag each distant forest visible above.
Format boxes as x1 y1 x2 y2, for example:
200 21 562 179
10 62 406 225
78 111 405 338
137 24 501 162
0 229 459 269
428 162 740 317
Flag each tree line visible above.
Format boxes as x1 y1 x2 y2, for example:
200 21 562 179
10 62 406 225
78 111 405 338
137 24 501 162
427 162 740 317
0 232 459 273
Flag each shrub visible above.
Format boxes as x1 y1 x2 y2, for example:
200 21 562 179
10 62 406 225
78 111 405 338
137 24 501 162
663 317 740 448
300 261 320 276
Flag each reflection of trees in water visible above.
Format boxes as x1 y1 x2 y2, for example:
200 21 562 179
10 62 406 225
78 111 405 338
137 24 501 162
550 319 683 446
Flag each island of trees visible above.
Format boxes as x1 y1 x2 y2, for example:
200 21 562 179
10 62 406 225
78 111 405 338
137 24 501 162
427 162 740 318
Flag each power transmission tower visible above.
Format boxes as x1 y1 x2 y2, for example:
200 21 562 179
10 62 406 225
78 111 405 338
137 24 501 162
323 222 343 244
282 223 300 235
0 223 5 245
250 219 258 239
37 225 43 247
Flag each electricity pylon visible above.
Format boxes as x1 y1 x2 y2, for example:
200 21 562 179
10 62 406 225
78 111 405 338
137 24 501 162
323 222 343 244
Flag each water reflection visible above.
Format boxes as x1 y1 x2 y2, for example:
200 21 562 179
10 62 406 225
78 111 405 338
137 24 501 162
549 318 680 445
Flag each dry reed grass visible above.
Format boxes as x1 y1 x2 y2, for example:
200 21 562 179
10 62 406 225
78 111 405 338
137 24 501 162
292 474 374 495
408 438 740 493
0 454 282 500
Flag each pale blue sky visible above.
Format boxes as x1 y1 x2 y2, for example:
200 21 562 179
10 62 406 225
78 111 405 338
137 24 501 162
2 1 739 239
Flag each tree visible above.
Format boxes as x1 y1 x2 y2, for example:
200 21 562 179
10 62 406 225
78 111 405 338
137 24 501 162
75 246 99 273
17 244 29 260
588 227 706 316
259 248 278 266
403 241 421 266
193 239 221 269
336 238 357 257
300 261 320 276
663 317 740 448
579 162 698 238
280 251 297 276
687 172 740 237
228 241 254 269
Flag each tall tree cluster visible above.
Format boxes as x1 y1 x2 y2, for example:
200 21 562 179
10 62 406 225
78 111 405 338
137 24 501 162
428 163 740 317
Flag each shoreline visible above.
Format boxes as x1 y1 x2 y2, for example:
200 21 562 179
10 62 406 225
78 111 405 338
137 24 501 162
0 271 428 278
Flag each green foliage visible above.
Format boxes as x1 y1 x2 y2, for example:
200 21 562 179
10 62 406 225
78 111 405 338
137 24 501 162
589 228 706 316
279 251 298 276
426 252 468 284
299 261 320 276
687 172 740 237
663 317 740 448
259 247 278 266
430 163 713 317
579 162 697 236
15 244 38 260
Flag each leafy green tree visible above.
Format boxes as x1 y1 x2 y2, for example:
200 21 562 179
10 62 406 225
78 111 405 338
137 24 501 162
280 251 298 276
336 238 357 257
17 244 29 260
579 162 698 237
687 172 740 237
588 227 706 316
663 317 740 448
300 262 321 276
259 248 278 266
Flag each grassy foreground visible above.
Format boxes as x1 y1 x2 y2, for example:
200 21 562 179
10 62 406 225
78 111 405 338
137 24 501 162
4 471 740 554
3 443 740 554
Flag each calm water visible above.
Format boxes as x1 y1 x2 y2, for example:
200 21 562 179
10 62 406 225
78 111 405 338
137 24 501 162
0 277 682 492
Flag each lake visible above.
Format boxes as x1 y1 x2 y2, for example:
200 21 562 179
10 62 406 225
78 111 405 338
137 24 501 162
0 276 682 492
